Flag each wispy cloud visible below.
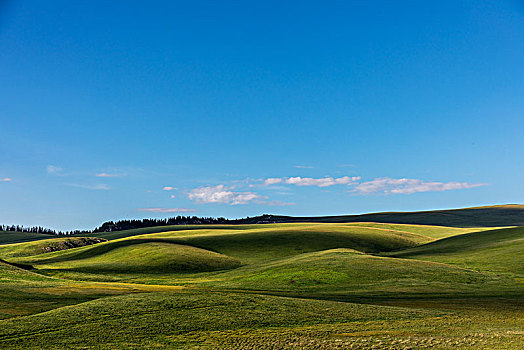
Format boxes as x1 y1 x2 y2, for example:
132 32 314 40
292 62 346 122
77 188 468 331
163 186 177 191
257 174 483 197
263 178 284 186
46 165 63 175
1 178 12 182
353 177 486 195
95 173 121 178
170 194 176 198
188 185 264 205
137 208 196 213
294 165 313 169
261 176 360 187
286 176 360 187
66 183 111 190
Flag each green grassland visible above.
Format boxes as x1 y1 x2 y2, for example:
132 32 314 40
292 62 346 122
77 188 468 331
0 236 106 259
0 231 62 245
0 220 522 348
29 242 241 274
384 226 524 278
268 204 524 227
0 257 181 320
203 249 513 298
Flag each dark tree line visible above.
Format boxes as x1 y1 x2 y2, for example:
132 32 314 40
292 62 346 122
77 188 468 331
92 216 233 233
0 224 89 236
0 214 277 236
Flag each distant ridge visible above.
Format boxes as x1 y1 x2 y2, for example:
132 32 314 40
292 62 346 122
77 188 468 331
248 204 524 227
2 205 523 237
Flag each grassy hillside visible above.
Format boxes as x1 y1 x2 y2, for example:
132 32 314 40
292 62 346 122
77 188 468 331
0 237 106 259
264 204 524 227
0 220 522 349
205 248 511 297
0 290 521 349
10 223 520 298
385 226 524 277
14 224 438 269
0 231 64 245
0 259 46 281
0 291 441 349
340 222 497 239
30 242 241 274
78 224 272 241
1 205 520 247
0 258 177 319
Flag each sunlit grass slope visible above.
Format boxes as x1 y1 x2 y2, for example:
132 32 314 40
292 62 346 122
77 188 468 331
274 204 524 227
0 221 522 349
341 222 499 239
0 291 438 349
0 237 106 259
83 222 486 242
0 258 182 320
0 291 521 349
10 223 510 283
13 224 438 269
0 259 46 281
78 224 273 241
12 224 519 300
386 226 524 277
125 224 439 264
15 240 240 274
206 248 510 297
0 231 62 245
0 223 489 255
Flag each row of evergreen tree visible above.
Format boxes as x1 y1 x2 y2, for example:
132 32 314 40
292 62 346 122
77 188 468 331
92 216 233 233
0 225 85 235
1 215 275 236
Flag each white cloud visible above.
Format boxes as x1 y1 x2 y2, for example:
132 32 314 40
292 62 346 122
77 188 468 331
46 165 63 174
170 194 175 199
285 176 360 187
263 178 284 186
66 183 111 190
95 173 121 178
137 208 196 213
1 178 12 182
294 165 313 169
163 186 177 191
188 185 263 205
260 176 360 187
353 177 486 195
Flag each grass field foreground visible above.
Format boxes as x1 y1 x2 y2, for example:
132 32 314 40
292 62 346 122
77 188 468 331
0 222 522 348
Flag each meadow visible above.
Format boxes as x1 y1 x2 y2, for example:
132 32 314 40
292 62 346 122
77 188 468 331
0 219 522 349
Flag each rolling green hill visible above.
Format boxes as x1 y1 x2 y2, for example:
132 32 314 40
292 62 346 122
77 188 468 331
385 226 524 277
10 223 520 299
0 237 106 259
29 241 241 274
14 224 441 269
0 259 45 281
0 289 520 349
204 248 513 298
0 217 522 349
254 204 524 227
0 231 64 245
0 291 442 349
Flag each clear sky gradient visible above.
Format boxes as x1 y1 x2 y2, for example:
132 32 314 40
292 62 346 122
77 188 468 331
1 0 523 230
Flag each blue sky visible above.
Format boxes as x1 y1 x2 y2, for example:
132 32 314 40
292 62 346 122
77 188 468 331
1 0 523 230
